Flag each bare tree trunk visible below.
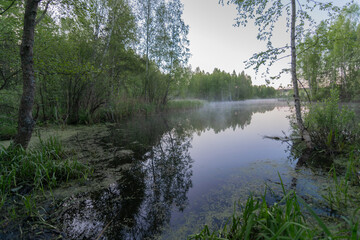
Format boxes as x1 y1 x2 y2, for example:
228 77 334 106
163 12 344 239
13 0 41 148
291 0 312 149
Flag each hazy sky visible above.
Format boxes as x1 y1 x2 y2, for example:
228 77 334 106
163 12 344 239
181 0 291 88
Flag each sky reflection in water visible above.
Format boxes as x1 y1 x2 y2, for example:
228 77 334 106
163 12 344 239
59 100 326 240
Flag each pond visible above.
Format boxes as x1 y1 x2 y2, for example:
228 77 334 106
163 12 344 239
57 99 329 240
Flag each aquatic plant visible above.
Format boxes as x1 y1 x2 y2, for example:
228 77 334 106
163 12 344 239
189 170 360 240
189 177 314 240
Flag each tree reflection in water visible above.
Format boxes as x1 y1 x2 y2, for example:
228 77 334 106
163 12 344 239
59 100 285 239
60 120 193 240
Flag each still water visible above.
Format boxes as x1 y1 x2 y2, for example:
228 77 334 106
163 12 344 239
59 99 327 239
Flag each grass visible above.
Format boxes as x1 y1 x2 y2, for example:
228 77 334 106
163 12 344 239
0 135 92 238
189 175 313 240
99 98 158 122
0 136 91 202
303 89 359 158
189 166 360 240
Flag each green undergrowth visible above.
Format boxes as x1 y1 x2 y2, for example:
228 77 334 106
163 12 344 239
0 135 92 238
98 99 206 122
295 89 360 160
0 137 91 203
98 99 158 122
0 120 17 141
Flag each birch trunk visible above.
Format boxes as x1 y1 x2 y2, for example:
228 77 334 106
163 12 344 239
291 0 312 148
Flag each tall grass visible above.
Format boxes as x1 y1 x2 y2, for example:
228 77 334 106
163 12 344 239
99 98 157 122
189 177 314 240
189 170 360 240
0 137 91 199
304 89 359 156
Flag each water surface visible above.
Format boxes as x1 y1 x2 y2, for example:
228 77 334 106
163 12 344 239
58 100 328 239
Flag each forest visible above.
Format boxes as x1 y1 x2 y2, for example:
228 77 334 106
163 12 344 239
1 0 360 239
0 0 276 142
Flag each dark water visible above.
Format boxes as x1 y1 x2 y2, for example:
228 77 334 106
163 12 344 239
58 100 328 239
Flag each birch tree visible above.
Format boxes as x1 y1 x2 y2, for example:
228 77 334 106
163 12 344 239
221 0 346 148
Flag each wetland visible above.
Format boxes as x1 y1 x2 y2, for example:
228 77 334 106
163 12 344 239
3 99 344 239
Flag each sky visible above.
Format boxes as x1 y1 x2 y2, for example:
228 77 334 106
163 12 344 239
181 0 291 88
180 0 347 88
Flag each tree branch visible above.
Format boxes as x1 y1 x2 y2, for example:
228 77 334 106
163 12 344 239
0 69 21 90
297 78 311 102
0 0 16 15
35 0 52 26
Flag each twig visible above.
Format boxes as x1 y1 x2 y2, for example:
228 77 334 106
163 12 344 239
35 0 52 26
95 220 113 240
0 0 16 15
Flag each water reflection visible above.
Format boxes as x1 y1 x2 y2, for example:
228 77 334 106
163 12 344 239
60 118 193 239
59 100 289 239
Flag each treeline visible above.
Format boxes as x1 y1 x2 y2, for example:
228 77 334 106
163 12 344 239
0 0 189 128
297 4 360 101
185 68 276 101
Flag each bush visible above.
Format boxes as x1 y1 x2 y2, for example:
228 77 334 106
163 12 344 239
0 119 17 140
304 89 359 156
0 89 20 140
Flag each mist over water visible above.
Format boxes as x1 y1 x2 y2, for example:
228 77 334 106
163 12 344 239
58 99 326 239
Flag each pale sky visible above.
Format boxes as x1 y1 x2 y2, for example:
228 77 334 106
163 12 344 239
181 0 291 88
181 0 348 88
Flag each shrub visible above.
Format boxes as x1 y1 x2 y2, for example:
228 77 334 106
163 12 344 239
304 89 359 156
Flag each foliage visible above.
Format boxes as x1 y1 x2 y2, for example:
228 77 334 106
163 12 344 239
99 98 157 122
0 89 20 140
297 4 360 101
322 152 360 214
304 89 359 156
186 68 277 101
0 0 193 127
0 137 91 199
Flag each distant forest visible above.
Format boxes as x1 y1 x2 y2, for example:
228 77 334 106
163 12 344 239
185 68 276 101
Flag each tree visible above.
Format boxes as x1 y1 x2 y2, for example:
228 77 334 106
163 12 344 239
297 4 360 100
156 0 190 104
13 0 42 148
221 0 345 148
137 0 161 101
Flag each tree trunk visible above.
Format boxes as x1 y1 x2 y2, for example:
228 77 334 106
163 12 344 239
13 0 40 148
291 0 312 149
144 0 151 102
